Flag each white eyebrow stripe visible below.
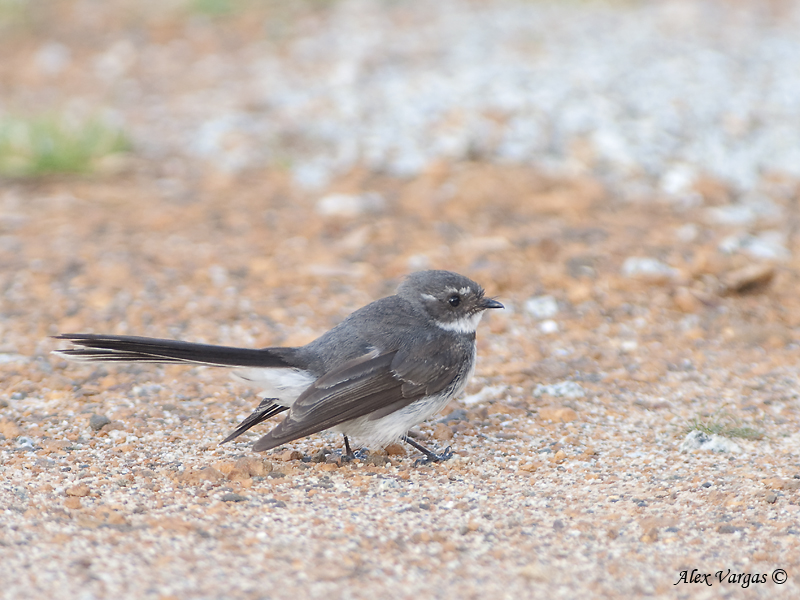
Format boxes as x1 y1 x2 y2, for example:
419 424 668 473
444 286 473 296
421 293 437 301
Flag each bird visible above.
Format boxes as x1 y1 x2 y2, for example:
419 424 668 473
53 270 503 463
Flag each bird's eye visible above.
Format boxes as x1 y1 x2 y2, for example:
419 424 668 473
448 295 461 307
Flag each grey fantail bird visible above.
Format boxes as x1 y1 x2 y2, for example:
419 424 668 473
53 270 503 463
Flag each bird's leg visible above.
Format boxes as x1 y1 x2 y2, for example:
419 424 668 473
344 435 354 457
402 435 454 466
342 435 368 462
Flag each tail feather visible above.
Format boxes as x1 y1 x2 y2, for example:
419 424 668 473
221 399 289 444
52 334 297 368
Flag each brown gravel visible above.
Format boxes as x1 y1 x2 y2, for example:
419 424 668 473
3 159 799 599
3 3 800 600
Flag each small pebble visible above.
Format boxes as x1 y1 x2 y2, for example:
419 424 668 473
721 264 775 294
64 497 82 510
438 409 468 424
363 454 390 467
621 257 679 282
89 415 111 431
524 296 558 319
220 493 247 503
316 192 385 218
533 381 585 399
66 484 91 497
717 525 740 534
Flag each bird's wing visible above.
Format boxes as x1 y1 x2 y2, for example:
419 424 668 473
252 343 460 452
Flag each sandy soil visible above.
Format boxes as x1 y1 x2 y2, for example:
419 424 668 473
2 2 800 599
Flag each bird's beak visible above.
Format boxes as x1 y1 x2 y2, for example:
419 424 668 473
481 298 504 310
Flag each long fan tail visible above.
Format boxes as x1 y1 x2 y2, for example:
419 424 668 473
52 334 297 368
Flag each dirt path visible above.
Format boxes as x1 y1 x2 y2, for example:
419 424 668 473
2 2 799 598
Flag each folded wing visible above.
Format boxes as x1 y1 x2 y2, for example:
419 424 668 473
253 344 460 452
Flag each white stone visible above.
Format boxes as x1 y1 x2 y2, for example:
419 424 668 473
35 42 71 75
539 320 559 334
718 231 790 261
462 384 508 406
533 381 585 399
679 430 742 453
525 295 558 319
621 257 679 280
316 193 385 218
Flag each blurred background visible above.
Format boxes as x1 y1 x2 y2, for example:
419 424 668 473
4 0 800 187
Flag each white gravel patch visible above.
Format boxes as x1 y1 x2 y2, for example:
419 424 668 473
110 0 800 195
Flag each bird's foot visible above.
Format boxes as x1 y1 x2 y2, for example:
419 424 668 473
413 446 453 467
342 448 370 463
341 435 369 462
402 435 454 466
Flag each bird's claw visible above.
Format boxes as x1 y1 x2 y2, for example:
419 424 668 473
413 446 453 467
342 447 369 463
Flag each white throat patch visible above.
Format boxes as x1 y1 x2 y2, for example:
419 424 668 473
434 311 484 334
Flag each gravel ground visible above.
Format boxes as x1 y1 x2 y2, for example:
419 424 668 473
2 1 800 599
